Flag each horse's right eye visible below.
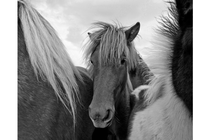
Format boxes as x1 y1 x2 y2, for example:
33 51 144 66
121 58 126 65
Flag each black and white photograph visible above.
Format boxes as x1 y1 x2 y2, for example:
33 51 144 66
2 0 199 139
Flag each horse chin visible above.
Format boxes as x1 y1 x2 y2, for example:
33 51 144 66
92 120 113 128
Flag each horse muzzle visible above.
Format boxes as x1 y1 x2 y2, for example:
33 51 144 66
89 107 114 128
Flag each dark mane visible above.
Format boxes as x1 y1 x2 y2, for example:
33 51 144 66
157 1 179 41
129 54 154 87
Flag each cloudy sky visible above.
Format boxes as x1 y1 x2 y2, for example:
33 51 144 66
30 0 170 67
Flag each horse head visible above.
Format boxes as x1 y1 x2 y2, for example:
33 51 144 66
86 22 140 128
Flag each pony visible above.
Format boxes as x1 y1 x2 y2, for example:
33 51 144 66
18 0 95 139
84 22 154 140
128 0 192 139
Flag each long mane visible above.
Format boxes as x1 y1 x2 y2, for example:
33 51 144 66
145 1 179 77
143 1 181 103
84 22 139 75
18 0 82 123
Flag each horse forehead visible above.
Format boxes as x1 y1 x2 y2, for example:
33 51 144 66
95 66 125 84
97 66 117 75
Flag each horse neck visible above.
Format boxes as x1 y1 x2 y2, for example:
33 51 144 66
113 75 132 140
115 80 131 115
129 59 154 89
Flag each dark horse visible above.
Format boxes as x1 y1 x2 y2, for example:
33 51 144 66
84 22 154 140
18 0 95 139
128 0 192 139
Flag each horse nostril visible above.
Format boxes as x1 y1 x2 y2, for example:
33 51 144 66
88 107 114 127
102 109 112 122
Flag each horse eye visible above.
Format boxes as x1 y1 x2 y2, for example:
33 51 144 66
121 59 126 65
90 60 93 64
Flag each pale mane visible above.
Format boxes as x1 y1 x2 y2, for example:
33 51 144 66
18 0 82 124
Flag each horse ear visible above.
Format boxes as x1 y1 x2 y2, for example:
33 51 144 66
88 32 98 42
125 22 140 42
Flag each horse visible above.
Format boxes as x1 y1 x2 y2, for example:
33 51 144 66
18 1 95 139
84 22 154 140
128 0 192 139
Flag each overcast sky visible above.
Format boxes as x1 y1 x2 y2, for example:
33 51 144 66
30 0 170 67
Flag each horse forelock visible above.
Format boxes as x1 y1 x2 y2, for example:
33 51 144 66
18 0 82 125
84 22 139 76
